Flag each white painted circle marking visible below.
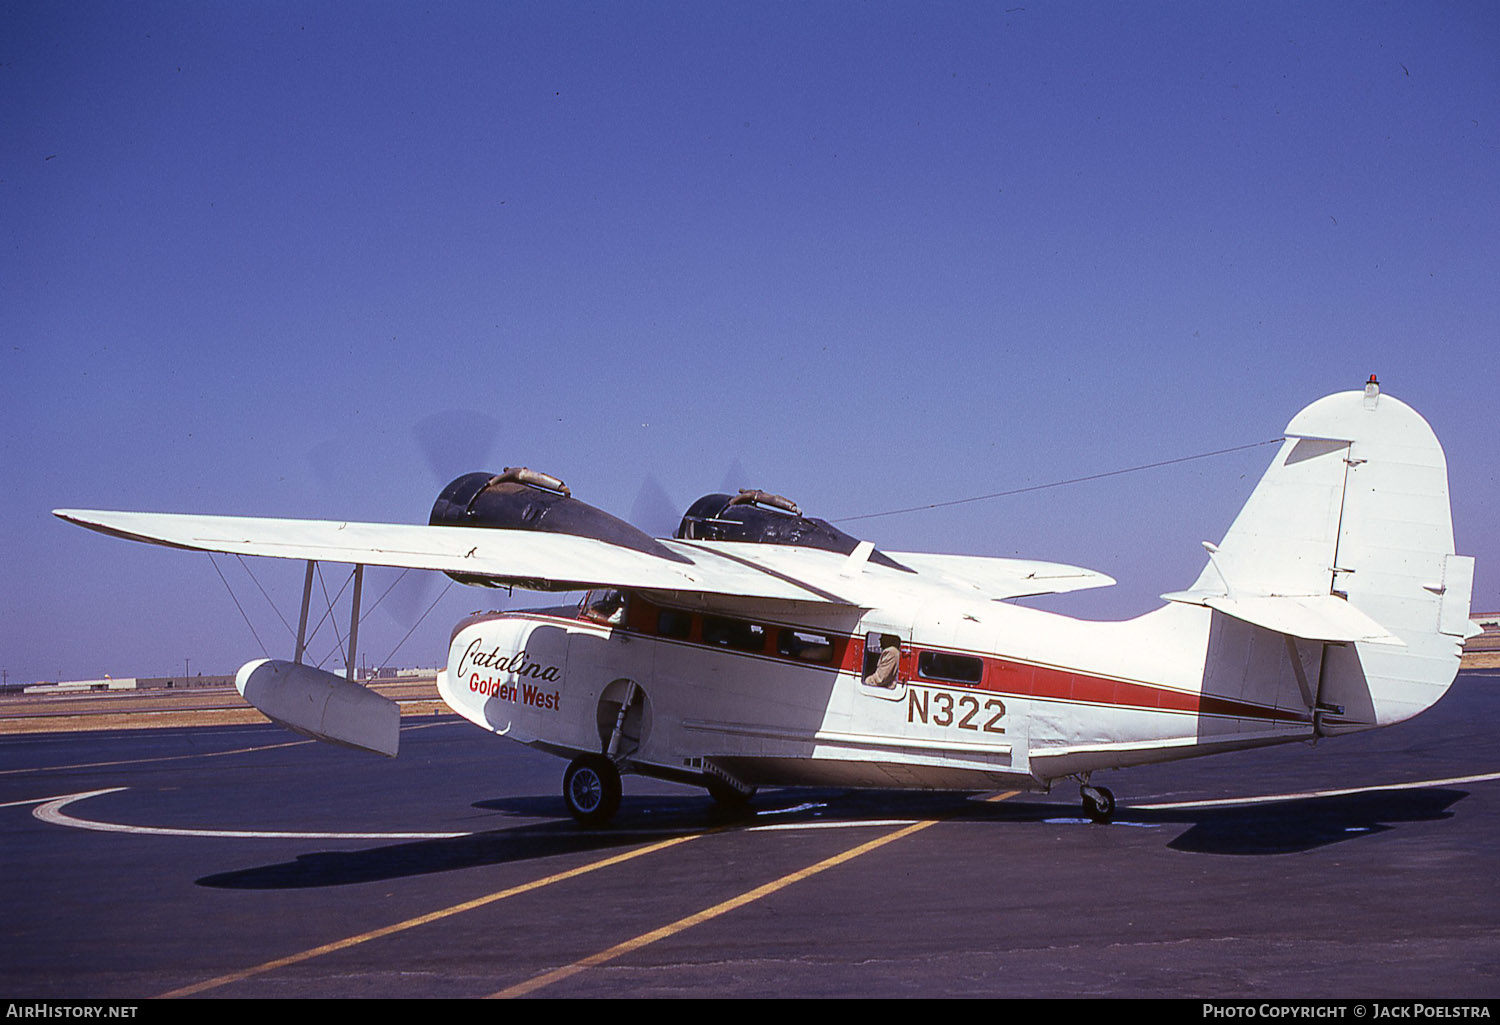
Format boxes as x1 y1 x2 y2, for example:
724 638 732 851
32 789 468 840
25 770 1500 840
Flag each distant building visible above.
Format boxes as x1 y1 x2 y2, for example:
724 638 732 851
23 674 237 694
1467 613 1500 654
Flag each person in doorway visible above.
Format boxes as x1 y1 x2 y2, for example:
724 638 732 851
865 634 901 688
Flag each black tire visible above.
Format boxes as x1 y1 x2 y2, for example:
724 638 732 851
563 755 621 826
1083 786 1116 824
705 776 757 808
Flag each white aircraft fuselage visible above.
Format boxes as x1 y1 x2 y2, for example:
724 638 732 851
438 589 1392 799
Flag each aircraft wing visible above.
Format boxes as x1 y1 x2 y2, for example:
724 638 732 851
882 551 1115 600
53 509 855 604
55 509 1116 608
667 541 1116 603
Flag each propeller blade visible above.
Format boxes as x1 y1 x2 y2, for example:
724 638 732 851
719 457 750 495
413 410 502 485
630 475 682 539
368 566 437 631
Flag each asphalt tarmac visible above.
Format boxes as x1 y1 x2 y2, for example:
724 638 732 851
3 670 1497 1000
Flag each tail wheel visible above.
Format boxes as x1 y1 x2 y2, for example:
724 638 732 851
563 755 621 826
1082 785 1116 824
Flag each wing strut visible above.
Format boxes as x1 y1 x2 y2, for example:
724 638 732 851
234 559 393 755
291 558 365 681
346 564 364 682
294 560 316 665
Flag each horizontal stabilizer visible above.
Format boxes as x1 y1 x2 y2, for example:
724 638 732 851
1161 590 1403 645
236 658 400 757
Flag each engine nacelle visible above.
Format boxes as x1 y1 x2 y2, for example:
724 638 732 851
431 468 684 586
675 489 910 570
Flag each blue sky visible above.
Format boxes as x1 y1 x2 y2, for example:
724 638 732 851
4 1 1496 685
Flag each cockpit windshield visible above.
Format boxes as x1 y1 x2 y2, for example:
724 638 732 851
580 588 626 625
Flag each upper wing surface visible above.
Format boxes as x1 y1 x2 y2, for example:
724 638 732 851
659 539 1114 604
883 551 1116 600
56 509 1115 608
53 509 849 603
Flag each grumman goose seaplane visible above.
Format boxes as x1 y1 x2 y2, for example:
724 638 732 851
55 378 1479 824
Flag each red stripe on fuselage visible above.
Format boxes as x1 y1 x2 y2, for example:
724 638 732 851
487 609 1308 726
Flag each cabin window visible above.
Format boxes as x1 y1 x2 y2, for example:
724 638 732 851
582 589 627 625
657 609 692 639
777 628 833 663
917 651 983 685
702 616 767 653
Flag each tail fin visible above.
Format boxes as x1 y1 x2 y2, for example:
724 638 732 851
1166 379 1474 730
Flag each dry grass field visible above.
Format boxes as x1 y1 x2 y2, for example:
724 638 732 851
0 677 445 734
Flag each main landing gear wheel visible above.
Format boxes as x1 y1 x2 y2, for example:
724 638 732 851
1081 785 1116 824
563 755 621 826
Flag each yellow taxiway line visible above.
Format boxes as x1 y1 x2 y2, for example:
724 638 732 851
157 832 700 998
158 791 1017 998
491 791 1020 998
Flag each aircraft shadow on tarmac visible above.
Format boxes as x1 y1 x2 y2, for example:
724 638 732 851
983 787 1466 856
194 787 1468 890
194 794 808 890
1146 788 1467 855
